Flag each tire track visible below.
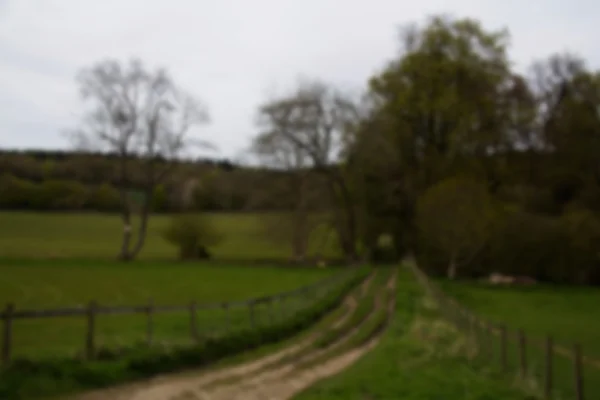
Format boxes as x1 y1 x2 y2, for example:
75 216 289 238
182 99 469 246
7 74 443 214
197 270 397 400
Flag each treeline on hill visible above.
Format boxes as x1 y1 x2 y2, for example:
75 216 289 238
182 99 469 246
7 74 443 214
3 15 600 285
0 149 283 212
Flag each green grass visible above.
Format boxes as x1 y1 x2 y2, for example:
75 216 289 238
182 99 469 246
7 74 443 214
440 279 600 399
0 261 336 359
439 280 600 359
294 267 535 400
0 211 338 260
1 271 365 400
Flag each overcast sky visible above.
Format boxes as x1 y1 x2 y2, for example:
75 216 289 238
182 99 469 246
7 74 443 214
0 0 598 160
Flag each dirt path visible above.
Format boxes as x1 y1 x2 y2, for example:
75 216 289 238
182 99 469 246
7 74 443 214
191 270 398 400
73 273 375 400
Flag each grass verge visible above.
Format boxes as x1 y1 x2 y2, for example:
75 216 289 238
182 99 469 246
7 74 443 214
293 267 537 400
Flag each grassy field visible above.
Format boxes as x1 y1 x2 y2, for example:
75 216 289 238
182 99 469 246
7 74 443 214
0 261 335 359
294 268 534 400
0 270 366 400
440 280 600 359
0 211 338 260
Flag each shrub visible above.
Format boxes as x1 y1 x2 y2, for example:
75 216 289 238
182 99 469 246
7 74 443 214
87 183 121 211
162 214 222 260
0 174 38 209
473 206 600 285
36 180 88 210
559 208 600 284
151 184 168 212
482 207 567 281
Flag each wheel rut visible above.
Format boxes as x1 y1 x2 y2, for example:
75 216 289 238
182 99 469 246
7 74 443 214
184 269 397 400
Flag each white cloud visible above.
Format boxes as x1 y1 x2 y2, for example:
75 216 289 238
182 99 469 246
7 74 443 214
1 0 599 157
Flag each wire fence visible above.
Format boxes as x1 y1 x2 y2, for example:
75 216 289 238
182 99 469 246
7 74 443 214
409 261 599 400
1 269 354 364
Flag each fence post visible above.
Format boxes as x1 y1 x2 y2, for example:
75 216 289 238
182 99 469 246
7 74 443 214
280 295 286 322
482 320 491 360
468 312 476 345
544 335 554 399
2 303 14 366
460 307 468 330
459 307 467 330
146 298 154 346
190 301 198 342
500 324 508 372
249 301 256 329
85 301 97 360
518 329 528 378
222 303 229 332
268 298 275 325
573 343 584 400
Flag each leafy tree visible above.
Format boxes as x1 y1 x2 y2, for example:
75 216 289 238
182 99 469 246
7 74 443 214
416 176 496 278
367 15 512 189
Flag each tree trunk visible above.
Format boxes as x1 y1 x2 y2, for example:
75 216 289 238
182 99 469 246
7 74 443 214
326 170 359 263
447 258 457 279
291 215 307 262
118 189 133 261
129 190 152 259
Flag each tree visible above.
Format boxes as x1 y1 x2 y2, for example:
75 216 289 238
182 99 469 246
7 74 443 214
254 80 364 262
368 15 512 189
531 54 600 186
344 15 515 259
69 59 210 261
416 177 496 279
251 127 324 262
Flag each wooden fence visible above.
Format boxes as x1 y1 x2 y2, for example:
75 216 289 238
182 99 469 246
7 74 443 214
0 270 351 365
409 262 596 400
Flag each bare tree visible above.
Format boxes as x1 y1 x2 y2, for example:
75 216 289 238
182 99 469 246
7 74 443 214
69 58 210 261
251 126 323 262
255 80 364 262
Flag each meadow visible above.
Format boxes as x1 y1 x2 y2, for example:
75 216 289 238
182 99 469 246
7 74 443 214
0 211 342 361
440 280 600 359
0 260 337 359
3 210 599 399
0 211 338 260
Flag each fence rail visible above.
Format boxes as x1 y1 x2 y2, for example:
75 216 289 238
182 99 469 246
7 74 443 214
409 261 596 400
1 269 352 365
